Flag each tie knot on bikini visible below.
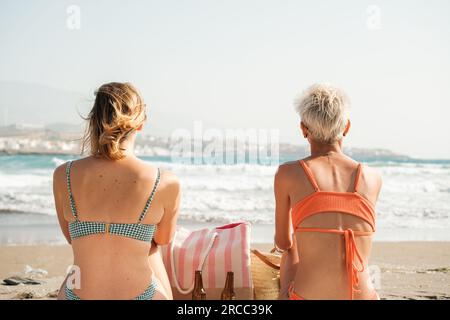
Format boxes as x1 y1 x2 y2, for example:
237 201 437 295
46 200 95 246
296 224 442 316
343 229 366 299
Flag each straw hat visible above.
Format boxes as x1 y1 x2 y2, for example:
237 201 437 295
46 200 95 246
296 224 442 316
250 249 281 300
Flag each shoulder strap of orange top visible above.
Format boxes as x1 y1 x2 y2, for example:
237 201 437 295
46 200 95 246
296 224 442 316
299 160 320 191
354 164 363 193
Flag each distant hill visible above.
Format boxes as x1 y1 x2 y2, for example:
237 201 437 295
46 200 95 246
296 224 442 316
0 81 89 126
45 122 83 133
0 123 412 161
278 144 411 162
0 81 413 161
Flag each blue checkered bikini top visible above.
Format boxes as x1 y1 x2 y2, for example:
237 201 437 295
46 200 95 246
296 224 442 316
66 161 160 243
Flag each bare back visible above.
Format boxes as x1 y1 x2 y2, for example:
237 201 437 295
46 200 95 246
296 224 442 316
53 155 180 299
275 154 382 299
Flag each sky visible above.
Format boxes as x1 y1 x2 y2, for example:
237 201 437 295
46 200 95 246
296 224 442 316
0 0 449 159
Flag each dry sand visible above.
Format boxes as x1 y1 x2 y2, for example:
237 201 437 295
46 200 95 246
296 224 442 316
1 243 449 300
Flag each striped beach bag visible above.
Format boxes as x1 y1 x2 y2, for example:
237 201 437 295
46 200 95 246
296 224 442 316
159 222 253 300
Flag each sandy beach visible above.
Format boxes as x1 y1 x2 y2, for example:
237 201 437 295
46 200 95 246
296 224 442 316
1 242 449 300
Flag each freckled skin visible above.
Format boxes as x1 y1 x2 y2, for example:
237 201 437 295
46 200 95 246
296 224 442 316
54 152 181 300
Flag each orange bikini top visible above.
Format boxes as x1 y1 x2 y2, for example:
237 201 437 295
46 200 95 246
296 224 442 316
292 160 376 231
291 160 377 300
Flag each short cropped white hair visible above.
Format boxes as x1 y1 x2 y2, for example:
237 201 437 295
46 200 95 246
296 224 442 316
295 84 350 143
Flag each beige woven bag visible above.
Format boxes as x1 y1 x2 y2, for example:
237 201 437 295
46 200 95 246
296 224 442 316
250 249 281 300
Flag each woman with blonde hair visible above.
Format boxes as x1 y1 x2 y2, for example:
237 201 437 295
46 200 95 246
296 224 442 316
53 82 180 300
274 84 382 300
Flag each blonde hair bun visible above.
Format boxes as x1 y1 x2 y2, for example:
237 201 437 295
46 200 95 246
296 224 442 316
82 82 146 160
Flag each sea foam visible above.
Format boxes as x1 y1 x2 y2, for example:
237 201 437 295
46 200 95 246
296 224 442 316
0 155 449 234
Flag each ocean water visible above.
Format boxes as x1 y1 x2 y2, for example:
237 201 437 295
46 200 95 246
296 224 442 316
0 154 449 244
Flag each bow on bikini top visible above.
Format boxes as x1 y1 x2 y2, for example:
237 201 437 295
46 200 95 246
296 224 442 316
292 160 376 300
65 161 160 243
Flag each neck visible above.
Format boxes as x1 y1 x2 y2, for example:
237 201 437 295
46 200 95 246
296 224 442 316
309 140 344 158
118 134 137 158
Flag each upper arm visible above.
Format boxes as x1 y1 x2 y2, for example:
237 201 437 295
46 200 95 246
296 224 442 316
374 170 383 202
356 165 383 215
153 171 181 245
274 164 293 251
362 165 383 206
53 164 71 244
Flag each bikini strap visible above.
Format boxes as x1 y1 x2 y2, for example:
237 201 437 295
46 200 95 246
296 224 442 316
354 163 363 193
299 160 320 192
65 161 79 221
137 168 161 224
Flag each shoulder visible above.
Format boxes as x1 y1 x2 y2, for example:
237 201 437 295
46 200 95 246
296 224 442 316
276 161 300 177
275 161 301 186
159 169 180 191
137 160 180 194
343 154 382 187
361 163 382 187
359 163 382 202
53 157 95 179
53 158 89 182
53 161 69 185
157 169 181 210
